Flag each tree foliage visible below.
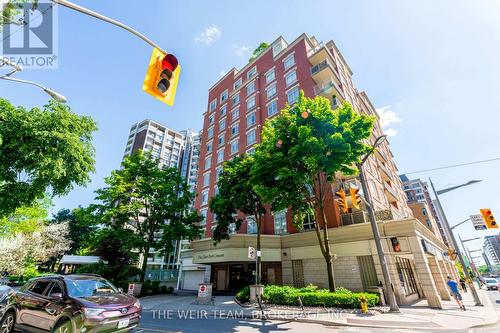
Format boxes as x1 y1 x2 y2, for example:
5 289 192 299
252 92 374 291
210 154 266 243
0 197 51 237
50 206 99 255
249 42 269 62
0 98 97 217
93 151 202 282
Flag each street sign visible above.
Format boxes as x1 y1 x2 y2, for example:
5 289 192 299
471 214 487 230
198 284 207 297
248 246 256 259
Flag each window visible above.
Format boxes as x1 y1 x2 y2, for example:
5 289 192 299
247 66 257 79
207 127 214 139
29 280 51 295
220 89 228 103
217 149 224 164
202 190 209 205
272 42 284 57
204 156 211 170
246 96 256 110
234 77 242 90
267 100 278 117
396 257 418 296
209 99 217 112
247 129 256 145
422 208 427 216
287 86 299 104
285 70 297 87
218 134 225 145
229 223 237 234
274 210 287 235
231 123 239 136
200 209 207 226
266 84 277 100
231 108 240 120
219 118 226 131
231 140 239 155
247 147 256 155
231 93 240 106
203 173 210 187
247 216 257 234
246 81 256 95
265 68 275 84
220 105 227 117
47 282 63 298
247 112 256 127
206 141 213 153
208 114 214 125
283 53 295 71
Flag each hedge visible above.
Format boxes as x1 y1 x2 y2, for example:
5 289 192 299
236 284 379 308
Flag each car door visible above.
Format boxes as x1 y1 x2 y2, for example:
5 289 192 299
17 279 52 328
43 281 68 331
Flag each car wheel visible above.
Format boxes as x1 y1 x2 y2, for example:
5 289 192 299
0 311 15 333
53 320 73 333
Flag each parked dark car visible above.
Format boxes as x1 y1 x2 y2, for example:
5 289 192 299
1 275 141 333
1 285 15 333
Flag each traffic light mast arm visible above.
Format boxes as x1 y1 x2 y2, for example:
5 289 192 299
450 217 471 230
52 0 168 55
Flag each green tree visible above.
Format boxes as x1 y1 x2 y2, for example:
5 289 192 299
93 151 202 282
252 92 374 291
0 1 38 26
249 42 269 62
0 98 97 217
0 197 51 236
209 154 266 284
50 206 99 255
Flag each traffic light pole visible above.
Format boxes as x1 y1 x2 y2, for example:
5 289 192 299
429 179 482 306
357 162 399 312
52 0 168 54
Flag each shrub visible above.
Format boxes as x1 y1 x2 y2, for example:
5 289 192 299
335 286 352 294
237 284 379 308
236 285 250 302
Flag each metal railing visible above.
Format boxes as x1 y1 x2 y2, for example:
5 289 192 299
341 211 370 225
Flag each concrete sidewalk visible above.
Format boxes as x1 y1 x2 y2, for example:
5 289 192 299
140 289 498 330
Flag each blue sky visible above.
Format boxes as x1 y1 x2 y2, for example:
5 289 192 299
2 0 500 262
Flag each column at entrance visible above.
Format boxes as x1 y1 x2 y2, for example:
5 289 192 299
428 256 451 301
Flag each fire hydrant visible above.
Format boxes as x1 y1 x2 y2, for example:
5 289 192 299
359 295 368 314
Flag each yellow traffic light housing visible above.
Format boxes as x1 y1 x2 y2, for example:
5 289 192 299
349 187 362 209
143 47 180 106
335 188 349 214
480 208 498 229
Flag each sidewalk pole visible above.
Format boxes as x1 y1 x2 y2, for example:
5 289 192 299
52 0 168 54
429 179 482 306
358 162 399 312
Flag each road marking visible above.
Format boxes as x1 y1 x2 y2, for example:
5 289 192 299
133 328 180 333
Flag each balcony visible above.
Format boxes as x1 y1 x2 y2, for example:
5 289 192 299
384 181 399 202
313 79 345 102
378 163 392 181
341 211 370 226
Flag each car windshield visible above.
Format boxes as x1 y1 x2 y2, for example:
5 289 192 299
65 278 118 298
485 279 498 284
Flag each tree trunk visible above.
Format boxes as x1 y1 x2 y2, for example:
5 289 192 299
319 201 336 292
140 246 149 283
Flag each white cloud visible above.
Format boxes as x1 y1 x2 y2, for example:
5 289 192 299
232 44 251 59
376 105 402 136
384 128 399 137
194 25 221 45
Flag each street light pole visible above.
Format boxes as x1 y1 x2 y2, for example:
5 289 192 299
429 179 482 306
52 0 168 54
357 135 399 312
0 75 67 102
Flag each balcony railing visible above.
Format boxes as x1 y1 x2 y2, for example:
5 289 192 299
378 163 392 180
384 182 399 201
341 211 369 226
311 59 336 76
141 269 179 282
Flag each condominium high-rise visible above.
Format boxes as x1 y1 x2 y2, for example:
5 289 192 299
123 120 200 283
400 175 450 245
483 234 500 268
189 34 456 309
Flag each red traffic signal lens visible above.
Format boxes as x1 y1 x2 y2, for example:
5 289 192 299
162 54 178 72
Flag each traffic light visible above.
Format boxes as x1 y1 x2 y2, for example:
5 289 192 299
480 208 498 229
349 187 362 209
143 47 180 106
335 188 349 214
